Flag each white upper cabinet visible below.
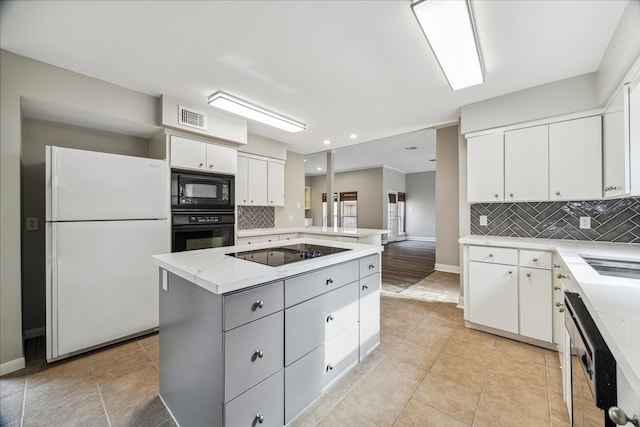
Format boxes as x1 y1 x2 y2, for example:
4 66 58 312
549 116 602 200
236 154 284 206
467 133 504 203
267 161 285 206
170 135 237 174
504 125 549 202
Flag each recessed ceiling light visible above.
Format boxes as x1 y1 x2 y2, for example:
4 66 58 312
304 159 307 162
405 146 418 150
350 133 357 139
317 167 322 171
324 140 331 145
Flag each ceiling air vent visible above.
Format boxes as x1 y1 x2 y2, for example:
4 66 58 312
178 105 208 131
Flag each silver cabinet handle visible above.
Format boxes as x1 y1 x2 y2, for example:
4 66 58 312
532 258 538 262
555 191 560 196
526 273 531 278
508 270 513 275
326 314 334 322
199 163 204 167
489 253 494 258
558 307 565 313
609 407 639 426
209 164 214 169
369 264 375 269
553 264 560 268
557 274 566 279
554 286 561 291
253 349 264 359
555 302 563 307
326 278 334 285
494 193 499 198
255 413 265 424
362 284 369 291
509 193 514 197
326 364 334 372
253 300 264 311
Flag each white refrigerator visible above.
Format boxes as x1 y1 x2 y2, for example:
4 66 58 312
45 146 169 362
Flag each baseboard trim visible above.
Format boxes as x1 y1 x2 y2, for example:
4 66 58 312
0 357 26 376
435 263 460 274
457 295 464 310
24 327 45 339
406 236 436 242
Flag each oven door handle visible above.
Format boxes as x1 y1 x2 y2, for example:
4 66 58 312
173 224 233 232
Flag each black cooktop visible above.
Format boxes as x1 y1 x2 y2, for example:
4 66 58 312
227 243 351 267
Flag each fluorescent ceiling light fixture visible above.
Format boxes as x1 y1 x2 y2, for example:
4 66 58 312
208 91 305 133
411 0 484 91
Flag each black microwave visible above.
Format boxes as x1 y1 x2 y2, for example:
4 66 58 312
171 169 234 211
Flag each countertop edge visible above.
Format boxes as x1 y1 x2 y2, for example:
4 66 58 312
237 226 389 238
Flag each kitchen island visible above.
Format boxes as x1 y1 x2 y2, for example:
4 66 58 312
237 226 389 246
152 239 382 427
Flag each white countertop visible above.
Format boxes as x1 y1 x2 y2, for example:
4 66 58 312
152 238 382 295
460 235 640 399
237 226 389 238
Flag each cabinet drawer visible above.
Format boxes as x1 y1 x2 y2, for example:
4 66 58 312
223 281 284 331
284 345 324 424
236 236 258 245
285 260 358 307
225 370 284 427
224 312 284 401
259 235 278 243
469 246 517 265
359 254 380 278
324 323 359 389
285 282 359 366
519 250 552 270
278 233 298 241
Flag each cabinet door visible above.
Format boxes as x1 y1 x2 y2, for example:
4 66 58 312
267 161 285 206
468 261 518 334
504 125 548 201
518 267 552 342
603 86 630 198
247 158 268 205
205 143 237 174
224 370 284 427
467 133 504 202
236 156 249 205
549 116 602 200
170 135 206 170
284 345 324 424
359 273 380 359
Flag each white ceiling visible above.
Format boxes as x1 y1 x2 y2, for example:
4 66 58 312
0 0 629 174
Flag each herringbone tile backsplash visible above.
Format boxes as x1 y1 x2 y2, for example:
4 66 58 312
237 206 275 230
470 197 640 243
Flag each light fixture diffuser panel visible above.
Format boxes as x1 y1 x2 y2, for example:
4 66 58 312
412 0 484 91
208 91 305 133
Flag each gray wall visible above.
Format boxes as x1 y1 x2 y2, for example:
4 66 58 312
405 171 436 239
435 125 460 269
21 118 151 334
308 168 384 229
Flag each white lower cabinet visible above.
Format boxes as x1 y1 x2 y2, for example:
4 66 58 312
467 245 552 343
468 261 519 334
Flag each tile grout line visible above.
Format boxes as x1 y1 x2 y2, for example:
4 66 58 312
89 354 113 427
19 374 27 427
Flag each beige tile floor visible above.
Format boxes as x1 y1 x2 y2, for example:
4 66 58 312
0 273 570 427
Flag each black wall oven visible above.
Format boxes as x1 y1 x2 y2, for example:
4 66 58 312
171 169 234 211
564 292 617 427
172 212 235 252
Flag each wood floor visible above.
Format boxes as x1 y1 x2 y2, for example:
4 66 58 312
381 240 435 289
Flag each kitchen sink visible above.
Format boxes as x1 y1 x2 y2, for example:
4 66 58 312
581 256 640 280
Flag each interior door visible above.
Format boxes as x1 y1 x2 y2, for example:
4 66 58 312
48 219 169 359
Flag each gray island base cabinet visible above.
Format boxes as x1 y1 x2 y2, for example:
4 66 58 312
158 253 381 427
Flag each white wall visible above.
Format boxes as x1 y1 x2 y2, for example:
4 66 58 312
1 50 158 373
275 151 305 228
405 171 436 240
435 125 460 271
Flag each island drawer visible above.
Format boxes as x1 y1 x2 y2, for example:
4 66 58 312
224 311 284 401
223 281 284 331
323 322 359 389
519 250 552 270
469 246 517 265
285 260 358 307
359 254 380 278
224 370 284 427
285 281 359 366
